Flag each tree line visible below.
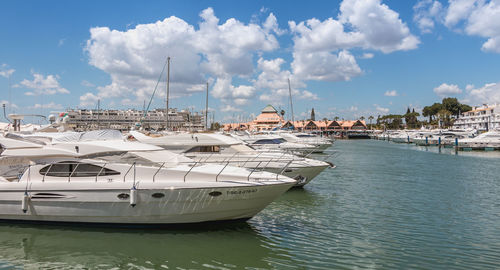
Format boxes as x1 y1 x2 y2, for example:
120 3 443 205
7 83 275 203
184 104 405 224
369 97 472 130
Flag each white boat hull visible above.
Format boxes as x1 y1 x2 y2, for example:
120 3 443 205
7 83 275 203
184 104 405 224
0 182 293 225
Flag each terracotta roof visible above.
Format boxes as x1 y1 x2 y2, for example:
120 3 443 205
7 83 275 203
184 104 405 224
313 121 328 128
261 104 278 113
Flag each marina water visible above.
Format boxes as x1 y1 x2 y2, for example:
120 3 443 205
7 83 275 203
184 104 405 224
0 140 499 269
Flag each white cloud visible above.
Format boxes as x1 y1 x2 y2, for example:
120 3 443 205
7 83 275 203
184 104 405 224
462 82 500 105
299 90 319 100
254 57 317 104
384 90 398 96
29 102 63 109
420 0 500 53
360 53 374 59
263 13 285 35
18 73 70 96
374 104 389 113
349 106 358 112
212 76 256 103
81 80 95 87
0 64 15 78
444 0 477 28
259 94 273 102
413 0 444 33
85 7 279 107
220 104 243 112
338 0 420 53
79 92 99 107
465 1 500 53
291 50 362 81
288 0 418 83
433 83 462 96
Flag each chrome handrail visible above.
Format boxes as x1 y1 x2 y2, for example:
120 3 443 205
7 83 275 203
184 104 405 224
152 162 165 182
215 161 230 182
247 161 262 181
95 163 107 182
42 163 53 182
122 162 134 182
183 161 199 182
68 163 80 182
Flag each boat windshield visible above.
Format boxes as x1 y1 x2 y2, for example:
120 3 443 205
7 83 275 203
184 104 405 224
253 138 285 144
39 161 120 177
296 134 315 138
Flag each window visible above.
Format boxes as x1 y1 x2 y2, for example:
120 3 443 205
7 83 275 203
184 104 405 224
39 162 120 177
253 138 285 144
185 146 221 153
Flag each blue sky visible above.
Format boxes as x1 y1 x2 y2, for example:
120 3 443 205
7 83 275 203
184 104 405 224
1 0 500 123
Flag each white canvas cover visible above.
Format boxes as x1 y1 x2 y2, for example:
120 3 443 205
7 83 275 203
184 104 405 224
53 130 123 142
130 150 193 165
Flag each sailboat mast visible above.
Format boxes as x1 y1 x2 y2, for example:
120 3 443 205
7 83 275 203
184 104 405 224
205 82 209 131
165 56 170 130
288 78 295 123
97 99 100 130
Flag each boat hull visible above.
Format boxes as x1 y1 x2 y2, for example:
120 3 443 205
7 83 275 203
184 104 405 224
0 182 294 225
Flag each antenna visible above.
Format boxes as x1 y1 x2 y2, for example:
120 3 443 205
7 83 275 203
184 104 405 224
8 75 11 114
165 56 171 130
97 99 100 130
205 81 209 131
288 78 295 123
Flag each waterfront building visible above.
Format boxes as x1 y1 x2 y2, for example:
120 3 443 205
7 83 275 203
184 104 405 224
223 105 285 131
223 104 366 135
65 108 204 131
453 104 500 131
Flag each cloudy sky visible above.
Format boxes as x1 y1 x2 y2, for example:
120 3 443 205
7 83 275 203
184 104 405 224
1 0 500 122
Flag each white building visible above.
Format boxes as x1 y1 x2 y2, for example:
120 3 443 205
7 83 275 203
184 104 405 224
66 108 205 131
453 104 500 131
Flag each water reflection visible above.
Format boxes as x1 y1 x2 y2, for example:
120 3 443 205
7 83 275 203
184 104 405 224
0 222 288 269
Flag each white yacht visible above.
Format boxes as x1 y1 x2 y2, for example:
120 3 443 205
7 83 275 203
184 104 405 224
128 132 333 187
0 131 296 226
228 133 317 156
388 131 411 143
270 132 333 153
457 130 500 150
413 130 475 146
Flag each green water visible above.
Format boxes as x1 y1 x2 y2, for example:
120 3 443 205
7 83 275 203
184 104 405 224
1 140 499 269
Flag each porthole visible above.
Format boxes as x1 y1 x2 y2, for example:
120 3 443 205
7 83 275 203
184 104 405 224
209 191 222 197
117 193 130 200
152 193 165 198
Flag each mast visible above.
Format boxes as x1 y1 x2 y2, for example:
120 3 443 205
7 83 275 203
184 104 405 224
97 99 100 130
205 82 209 130
8 75 11 114
288 78 295 123
165 56 170 130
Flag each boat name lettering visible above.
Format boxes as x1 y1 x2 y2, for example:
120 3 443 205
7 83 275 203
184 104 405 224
226 189 257 195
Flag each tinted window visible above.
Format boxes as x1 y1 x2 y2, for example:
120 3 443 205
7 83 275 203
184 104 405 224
185 146 220 153
39 162 120 177
254 139 278 144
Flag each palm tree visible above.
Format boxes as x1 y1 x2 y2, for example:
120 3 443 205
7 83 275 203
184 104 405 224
368 115 374 129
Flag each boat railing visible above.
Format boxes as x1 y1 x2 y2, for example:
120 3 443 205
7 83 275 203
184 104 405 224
22 157 296 184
